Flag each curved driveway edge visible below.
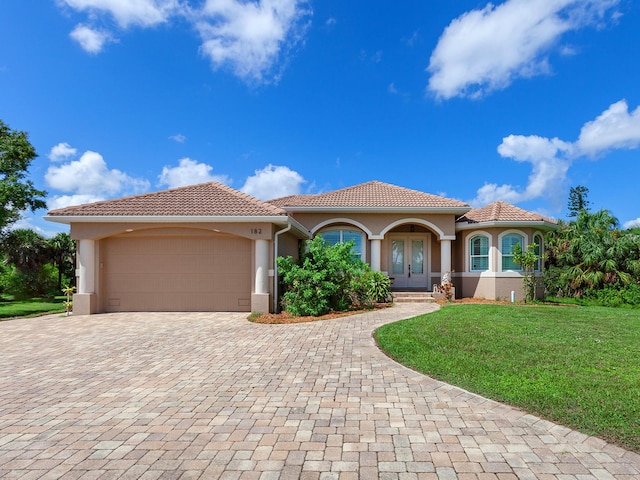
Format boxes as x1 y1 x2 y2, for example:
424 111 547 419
0 304 638 479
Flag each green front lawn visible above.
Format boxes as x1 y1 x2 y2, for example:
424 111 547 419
0 296 66 319
375 304 640 453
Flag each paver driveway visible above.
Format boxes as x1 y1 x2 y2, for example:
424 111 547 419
1 304 639 480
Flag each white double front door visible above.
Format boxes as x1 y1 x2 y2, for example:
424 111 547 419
389 234 430 289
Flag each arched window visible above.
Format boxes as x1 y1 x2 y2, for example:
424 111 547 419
502 233 524 271
533 233 544 271
469 235 489 271
318 229 365 261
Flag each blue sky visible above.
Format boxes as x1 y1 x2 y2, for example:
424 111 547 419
1 0 639 236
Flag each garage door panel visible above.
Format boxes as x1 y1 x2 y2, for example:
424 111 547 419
107 254 247 274
102 235 252 312
107 292 249 312
105 273 250 293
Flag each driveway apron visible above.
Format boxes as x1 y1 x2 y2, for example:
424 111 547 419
0 304 638 479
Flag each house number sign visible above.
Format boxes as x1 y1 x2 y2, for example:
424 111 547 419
250 228 262 235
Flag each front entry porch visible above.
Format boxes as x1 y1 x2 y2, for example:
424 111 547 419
392 289 436 303
388 233 431 290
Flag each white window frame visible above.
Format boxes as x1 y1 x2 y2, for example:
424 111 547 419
498 230 526 272
317 228 366 261
464 231 493 273
469 234 490 272
533 233 544 272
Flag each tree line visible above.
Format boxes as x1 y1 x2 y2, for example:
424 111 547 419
1 119 74 300
542 186 640 306
1 230 75 299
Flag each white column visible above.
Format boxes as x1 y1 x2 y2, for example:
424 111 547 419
370 239 381 272
440 239 452 283
255 239 269 294
78 239 96 294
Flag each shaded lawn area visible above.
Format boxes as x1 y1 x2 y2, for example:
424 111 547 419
375 304 640 453
0 297 66 320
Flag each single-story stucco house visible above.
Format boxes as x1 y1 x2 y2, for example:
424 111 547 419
45 180 558 315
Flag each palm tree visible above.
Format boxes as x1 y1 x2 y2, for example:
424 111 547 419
545 209 639 297
47 232 76 290
1 228 48 274
0 229 52 298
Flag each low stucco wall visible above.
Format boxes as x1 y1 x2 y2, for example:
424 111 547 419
455 274 544 302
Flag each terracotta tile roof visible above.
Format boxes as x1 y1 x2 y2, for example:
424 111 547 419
267 194 310 208
47 182 287 217
457 201 557 224
268 181 470 209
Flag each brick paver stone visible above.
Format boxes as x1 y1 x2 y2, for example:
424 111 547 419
1 305 639 479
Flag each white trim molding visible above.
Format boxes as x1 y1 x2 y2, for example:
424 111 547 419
380 218 452 241
310 218 374 237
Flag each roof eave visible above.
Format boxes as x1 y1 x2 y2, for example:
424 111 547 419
282 206 471 215
44 214 292 225
287 217 312 239
455 220 558 231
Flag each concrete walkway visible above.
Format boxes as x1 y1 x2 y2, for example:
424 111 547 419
0 304 638 479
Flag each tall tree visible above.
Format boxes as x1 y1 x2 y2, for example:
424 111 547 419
0 120 47 231
0 228 56 298
47 232 76 290
545 209 640 297
1 228 48 275
567 185 590 217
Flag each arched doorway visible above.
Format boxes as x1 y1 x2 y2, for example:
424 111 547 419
386 224 432 290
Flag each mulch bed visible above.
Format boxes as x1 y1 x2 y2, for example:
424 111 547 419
249 303 394 324
248 298 523 324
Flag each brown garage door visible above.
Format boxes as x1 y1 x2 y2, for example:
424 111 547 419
102 234 252 312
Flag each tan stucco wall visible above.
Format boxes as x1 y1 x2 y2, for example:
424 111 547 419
456 227 545 272
290 212 458 238
453 227 548 301
71 221 277 241
70 221 313 314
276 231 301 260
289 212 456 284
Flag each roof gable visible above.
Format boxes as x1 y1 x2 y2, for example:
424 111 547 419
47 182 287 217
457 201 557 225
268 181 470 209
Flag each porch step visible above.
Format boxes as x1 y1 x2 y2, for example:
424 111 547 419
392 291 436 303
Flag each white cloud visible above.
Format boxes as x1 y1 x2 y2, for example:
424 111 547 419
10 217 64 238
58 0 311 84
196 0 312 83
48 142 78 161
70 24 113 53
241 164 304 200
158 157 230 188
472 134 572 206
470 99 638 208
45 150 150 200
623 218 640 230
169 133 186 143
47 194 106 210
575 100 640 157
497 134 573 162
427 0 620 99
60 0 180 28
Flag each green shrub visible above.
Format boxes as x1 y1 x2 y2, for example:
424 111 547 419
277 236 370 316
583 283 640 308
0 264 58 300
346 270 392 310
348 271 372 310
366 270 392 303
